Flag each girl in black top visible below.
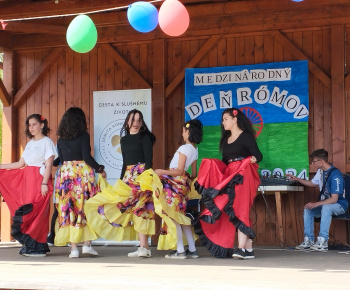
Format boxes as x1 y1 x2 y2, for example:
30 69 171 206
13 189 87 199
85 109 156 258
119 109 155 178
121 109 156 258
195 108 263 259
54 107 106 258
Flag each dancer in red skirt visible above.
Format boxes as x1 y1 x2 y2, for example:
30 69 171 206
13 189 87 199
0 114 56 257
195 108 263 259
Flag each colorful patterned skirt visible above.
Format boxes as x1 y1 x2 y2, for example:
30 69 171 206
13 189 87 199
153 170 197 250
194 158 260 258
0 166 52 254
54 161 99 246
85 163 155 242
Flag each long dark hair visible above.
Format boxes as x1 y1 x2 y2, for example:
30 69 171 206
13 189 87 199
120 109 156 144
219 107 255 152
57 107 88 140
184 119 203 144
25 114 50 138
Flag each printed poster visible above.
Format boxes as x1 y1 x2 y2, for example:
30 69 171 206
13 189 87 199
185 60 309 179
93 89 152 185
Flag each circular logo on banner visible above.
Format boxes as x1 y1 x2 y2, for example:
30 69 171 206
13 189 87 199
99 119 124 169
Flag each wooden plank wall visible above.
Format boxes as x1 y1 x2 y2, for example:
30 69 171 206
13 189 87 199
4 25 349 246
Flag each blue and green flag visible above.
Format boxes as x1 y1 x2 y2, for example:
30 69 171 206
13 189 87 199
185 60 309 179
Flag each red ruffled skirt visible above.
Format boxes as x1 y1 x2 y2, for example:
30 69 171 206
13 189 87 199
194 158 260 258
0 166 52 254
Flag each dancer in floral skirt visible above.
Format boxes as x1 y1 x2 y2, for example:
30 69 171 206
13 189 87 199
85 109 156 258
153 119 203 259
54 107 106 258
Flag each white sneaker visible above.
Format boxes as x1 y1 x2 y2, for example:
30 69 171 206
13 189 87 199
82 245 99 256
128 247 151 258
295 237 314 250
69 248 79 258
310 237 328 251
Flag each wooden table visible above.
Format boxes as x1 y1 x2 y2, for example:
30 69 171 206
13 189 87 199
257 185 304 247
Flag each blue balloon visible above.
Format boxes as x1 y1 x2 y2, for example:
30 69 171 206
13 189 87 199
127 1 158 33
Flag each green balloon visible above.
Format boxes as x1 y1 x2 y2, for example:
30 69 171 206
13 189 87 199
66 15 97 53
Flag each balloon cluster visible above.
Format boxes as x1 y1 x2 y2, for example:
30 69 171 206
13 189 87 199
66 0 189 53
128 0 189 36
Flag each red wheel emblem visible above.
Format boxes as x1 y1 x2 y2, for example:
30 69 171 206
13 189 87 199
239 107 264 137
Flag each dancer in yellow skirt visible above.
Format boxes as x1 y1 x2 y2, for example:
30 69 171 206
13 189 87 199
54 107 106 258
85 109 156 258
153 119 203 259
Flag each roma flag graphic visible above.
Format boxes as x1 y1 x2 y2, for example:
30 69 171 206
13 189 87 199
185 60 309 179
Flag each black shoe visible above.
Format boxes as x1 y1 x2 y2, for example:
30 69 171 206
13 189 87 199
22 251 46 257
47 233 55 246
19 245 27 255
185 249 199 258
244 250 255 259
232 248 246 260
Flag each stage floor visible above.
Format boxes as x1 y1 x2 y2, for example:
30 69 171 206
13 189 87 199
0 243 349 289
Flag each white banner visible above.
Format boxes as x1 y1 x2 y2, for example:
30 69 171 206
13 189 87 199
93 89 152 185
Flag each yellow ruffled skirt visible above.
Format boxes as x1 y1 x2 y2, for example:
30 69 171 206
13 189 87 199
150 170 198 250
85 164 156 242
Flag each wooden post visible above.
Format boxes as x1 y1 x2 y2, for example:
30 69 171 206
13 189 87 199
274 191 284 247
152 39 167 169
331 25 346 172
1 50 17 242
151 39 166 245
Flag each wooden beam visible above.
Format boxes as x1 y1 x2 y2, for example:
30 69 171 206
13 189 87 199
345 74 350 89
0 0 131 20
151 38 166 246
152 39 166 169
331 24 346 172
272 30 331 88
4 22 66 35
0 31 12 51
0 78 11 106
13 47 65 107
100 43 151 88
0 0 349 22
9 2 350 51
165 34 222 98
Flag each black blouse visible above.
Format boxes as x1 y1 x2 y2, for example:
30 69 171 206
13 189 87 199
56 131 101 171
222 131 263 165
120 132 153 179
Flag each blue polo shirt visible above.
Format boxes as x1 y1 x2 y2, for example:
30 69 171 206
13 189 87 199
312 166 348 211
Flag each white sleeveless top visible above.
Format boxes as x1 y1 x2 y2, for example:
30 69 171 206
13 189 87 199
169 144 198 171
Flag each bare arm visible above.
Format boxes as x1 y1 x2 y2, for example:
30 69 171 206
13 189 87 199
0 158 26 170
190 160 197 179
155 152 187 177
41 155 54 196
305 194 338 209
286 173 318 188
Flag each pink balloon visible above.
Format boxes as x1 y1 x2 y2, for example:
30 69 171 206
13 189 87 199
158 0 190 37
